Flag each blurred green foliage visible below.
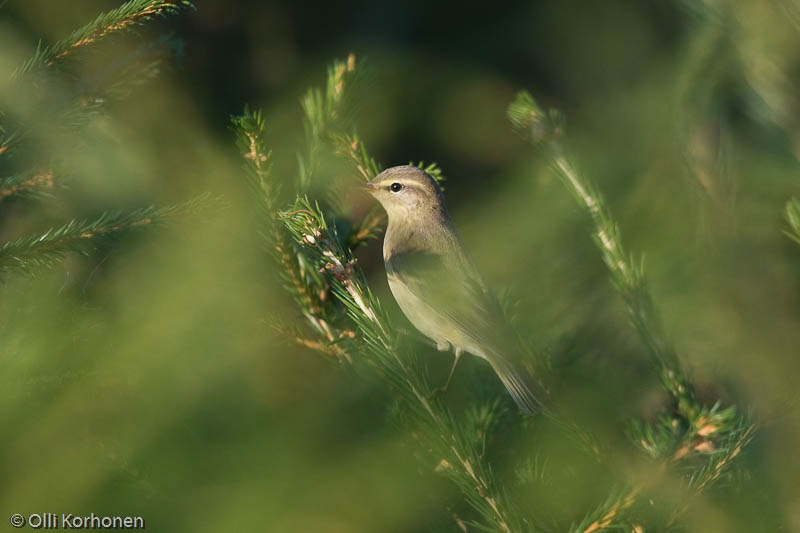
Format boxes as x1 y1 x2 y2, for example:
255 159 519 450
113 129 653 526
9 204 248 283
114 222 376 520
1 1 800 531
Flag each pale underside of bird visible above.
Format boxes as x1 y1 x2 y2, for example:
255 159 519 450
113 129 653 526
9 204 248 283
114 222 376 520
364 165 540 414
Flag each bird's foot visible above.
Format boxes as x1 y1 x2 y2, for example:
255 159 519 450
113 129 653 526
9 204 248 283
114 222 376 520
429 349 461 399
429 383 450 400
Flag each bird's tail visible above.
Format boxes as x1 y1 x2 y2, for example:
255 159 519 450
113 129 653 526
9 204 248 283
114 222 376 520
489 356 541 415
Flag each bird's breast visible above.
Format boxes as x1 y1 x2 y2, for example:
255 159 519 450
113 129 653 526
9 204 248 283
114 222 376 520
385 259 479 357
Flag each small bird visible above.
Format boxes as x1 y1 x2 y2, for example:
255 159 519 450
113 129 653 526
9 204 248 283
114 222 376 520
363 165 540 414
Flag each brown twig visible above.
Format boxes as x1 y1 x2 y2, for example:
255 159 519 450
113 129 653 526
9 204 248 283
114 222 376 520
583 489 640 533
49 1 182 65
0 171 54 199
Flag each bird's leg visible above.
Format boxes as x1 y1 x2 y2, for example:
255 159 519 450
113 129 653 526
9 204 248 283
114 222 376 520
432 346 462 398
442 348 462 393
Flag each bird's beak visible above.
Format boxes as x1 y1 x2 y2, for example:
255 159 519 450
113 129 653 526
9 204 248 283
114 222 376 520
360 182 378 195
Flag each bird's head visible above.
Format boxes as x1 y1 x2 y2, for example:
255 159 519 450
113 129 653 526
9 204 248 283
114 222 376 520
363 165 445 220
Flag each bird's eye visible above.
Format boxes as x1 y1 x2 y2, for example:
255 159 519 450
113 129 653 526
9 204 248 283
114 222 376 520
390 182 404 192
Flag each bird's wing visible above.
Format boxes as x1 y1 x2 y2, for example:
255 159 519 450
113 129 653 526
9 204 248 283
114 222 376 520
387 248 541 413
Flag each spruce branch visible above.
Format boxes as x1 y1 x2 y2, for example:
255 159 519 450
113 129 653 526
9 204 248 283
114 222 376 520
0 170 54 202
572 487 640 533
0 194 209 276
232 107 353 364
297 53 359 191
236 58 533 529
347 206 384 249
685 415 756 492
300 57 443 252
327 132 386 248
231 107 276 225
280 200 526 533
269 320 354 363
509 90 756 528
412 160 447 188
330 132 382 183
0 1 197 280
509 91 697 418
5 33 185 159
12 0 194 77
299 58 443 250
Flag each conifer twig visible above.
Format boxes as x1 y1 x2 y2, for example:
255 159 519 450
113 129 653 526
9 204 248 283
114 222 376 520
0 170 54 202
328 132 386 248
0 194 210 275
0 2 199 280
297 54 358 191
13 0 194 77
508 90 756 528
330 132 381 182
509 93 697 417
231 107 277 224
232 107 350 364
509 91 700 419
235 58 531 532
281 202 524 532
574 488 640 533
